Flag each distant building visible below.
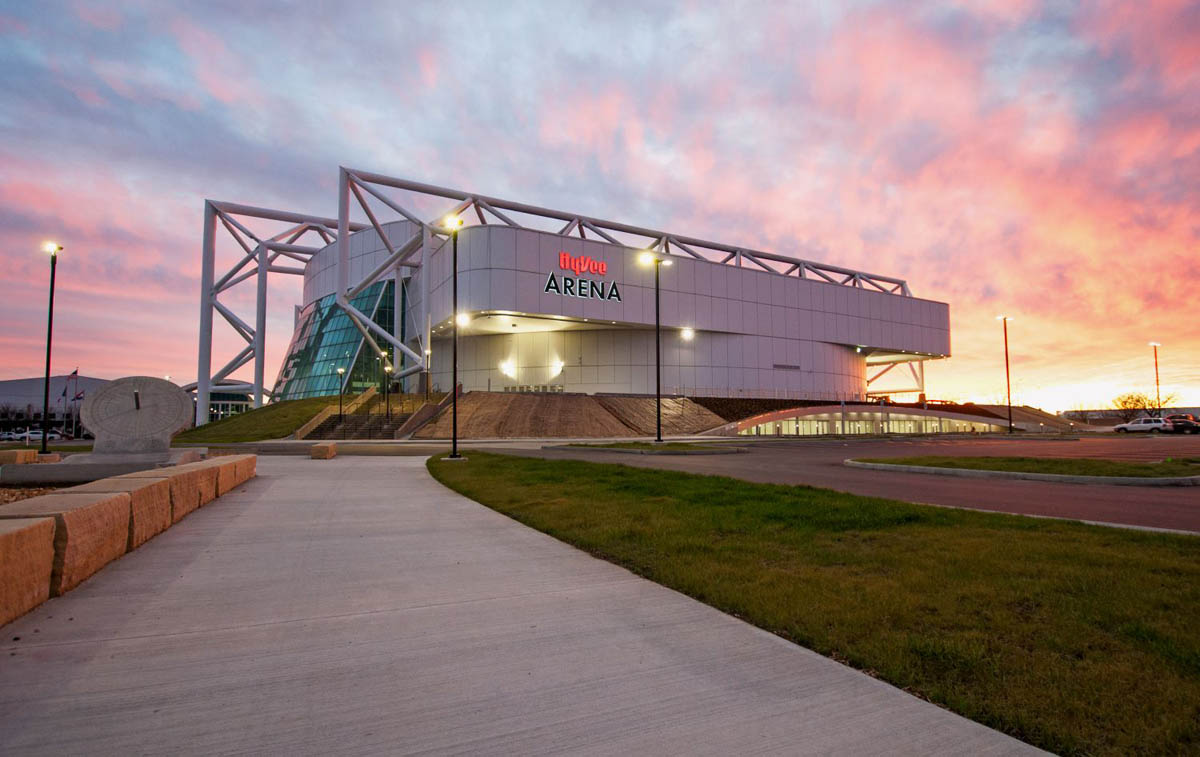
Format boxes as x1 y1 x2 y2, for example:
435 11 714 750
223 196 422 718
0 375 109 430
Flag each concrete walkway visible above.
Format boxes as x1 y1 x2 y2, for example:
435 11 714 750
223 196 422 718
0 457 1038 755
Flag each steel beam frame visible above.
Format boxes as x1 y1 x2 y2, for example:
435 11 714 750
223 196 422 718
195 200 366 425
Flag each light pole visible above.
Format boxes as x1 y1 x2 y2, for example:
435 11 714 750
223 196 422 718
336 366 346 422
384 364 393 421
997 315 1014 434
638 251 673 443
40 242 62 454
1147 343 1156 415
444 215 465 459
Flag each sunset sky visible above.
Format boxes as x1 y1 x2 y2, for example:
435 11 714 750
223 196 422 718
0 1 1196 412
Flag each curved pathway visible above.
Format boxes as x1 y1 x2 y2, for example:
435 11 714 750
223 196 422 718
0 457 1036 754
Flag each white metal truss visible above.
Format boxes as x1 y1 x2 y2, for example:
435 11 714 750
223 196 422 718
865 359 925 397
193 200 367 425
338 167 914 296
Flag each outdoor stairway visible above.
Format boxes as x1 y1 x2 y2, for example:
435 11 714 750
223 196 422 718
304 394 417 440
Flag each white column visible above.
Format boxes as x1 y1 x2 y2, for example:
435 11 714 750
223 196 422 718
336 168 350 303
196 202 217 426
253 243 268 407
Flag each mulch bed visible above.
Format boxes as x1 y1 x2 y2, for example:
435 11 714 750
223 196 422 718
0 487 62 506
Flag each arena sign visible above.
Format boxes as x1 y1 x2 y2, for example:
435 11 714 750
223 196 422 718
544 251 622 301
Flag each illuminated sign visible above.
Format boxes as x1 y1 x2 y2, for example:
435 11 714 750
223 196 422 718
544 251 621 301
559 252 607 276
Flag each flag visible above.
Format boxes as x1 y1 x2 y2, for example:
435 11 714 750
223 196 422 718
74 391 85 401
60 383 68 398
69 367 78 377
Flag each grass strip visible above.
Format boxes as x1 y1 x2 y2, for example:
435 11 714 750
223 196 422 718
858 455 1200 478
173 396 337 443
428 452 1200 756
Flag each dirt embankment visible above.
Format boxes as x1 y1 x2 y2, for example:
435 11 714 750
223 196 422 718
414 393 726 439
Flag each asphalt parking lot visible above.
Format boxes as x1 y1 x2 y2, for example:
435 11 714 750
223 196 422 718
511 435 1200 533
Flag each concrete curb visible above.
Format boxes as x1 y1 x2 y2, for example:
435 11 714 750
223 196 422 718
844 459 1200 487
544 444 748 456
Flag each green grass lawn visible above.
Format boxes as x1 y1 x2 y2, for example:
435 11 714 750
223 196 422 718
173 396 339 443
858 455 1200 478
0 443 92 453
428 452 1200 756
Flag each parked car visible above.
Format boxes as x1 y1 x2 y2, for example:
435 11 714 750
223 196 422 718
19 430 62 442
1114 417 1174 433
0 431 17 441
1165 416 1200 434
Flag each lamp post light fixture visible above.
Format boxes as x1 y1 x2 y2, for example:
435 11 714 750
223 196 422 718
444 214 465 460
1149 342 1162 414
997 315 1014 434
40 242 62 454
336 366 346 421
384 364 393 421
637 250 673 443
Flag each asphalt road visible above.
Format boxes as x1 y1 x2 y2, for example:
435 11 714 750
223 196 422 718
504 435 1200 533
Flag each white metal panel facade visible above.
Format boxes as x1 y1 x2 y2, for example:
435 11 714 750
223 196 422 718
300 222 949 400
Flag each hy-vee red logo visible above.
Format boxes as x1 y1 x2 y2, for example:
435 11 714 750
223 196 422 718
559 252 607 276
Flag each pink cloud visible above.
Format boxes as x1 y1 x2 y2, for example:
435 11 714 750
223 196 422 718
71 2 122 31
168 17 264 107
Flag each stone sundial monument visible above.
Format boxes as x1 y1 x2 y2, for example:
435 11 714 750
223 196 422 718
2 376 202 483
78 376 194 459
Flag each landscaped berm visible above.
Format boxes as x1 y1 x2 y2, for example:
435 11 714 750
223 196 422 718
174 396 337 444
429 452 1200 756
414 392 724 438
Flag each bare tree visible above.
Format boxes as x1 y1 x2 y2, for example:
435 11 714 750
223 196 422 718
1112 392 1149 423
1113 391 1180 421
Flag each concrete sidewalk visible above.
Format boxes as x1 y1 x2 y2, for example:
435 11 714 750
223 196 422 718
0 457 1038 755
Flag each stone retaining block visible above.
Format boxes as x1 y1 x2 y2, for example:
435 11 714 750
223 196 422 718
311 442 337 459
120 465 214 522
0 450 38 465
0 492 131 595
68 478 172 551
0 518 56 626
232 454 256 484
198 454 256 496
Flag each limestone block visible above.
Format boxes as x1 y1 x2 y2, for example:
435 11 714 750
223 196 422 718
311 443 337 460
0 450 38 465
232 454 257 484
121 465 214 521
68 478 171 551
194 457 239 497
0 492 131 595
0 517 56 627
36 453 62 463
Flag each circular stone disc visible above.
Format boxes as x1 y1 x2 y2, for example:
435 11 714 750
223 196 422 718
81 376 193 446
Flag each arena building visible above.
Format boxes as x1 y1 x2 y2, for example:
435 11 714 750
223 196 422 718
193 168 951 429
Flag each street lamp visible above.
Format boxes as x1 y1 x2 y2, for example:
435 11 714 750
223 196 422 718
336 366 346 421
1149 342 1162 414
638 250 673 443
40 242 62 454
997 315 1014 434
443 214 464 459
384 364 393 421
